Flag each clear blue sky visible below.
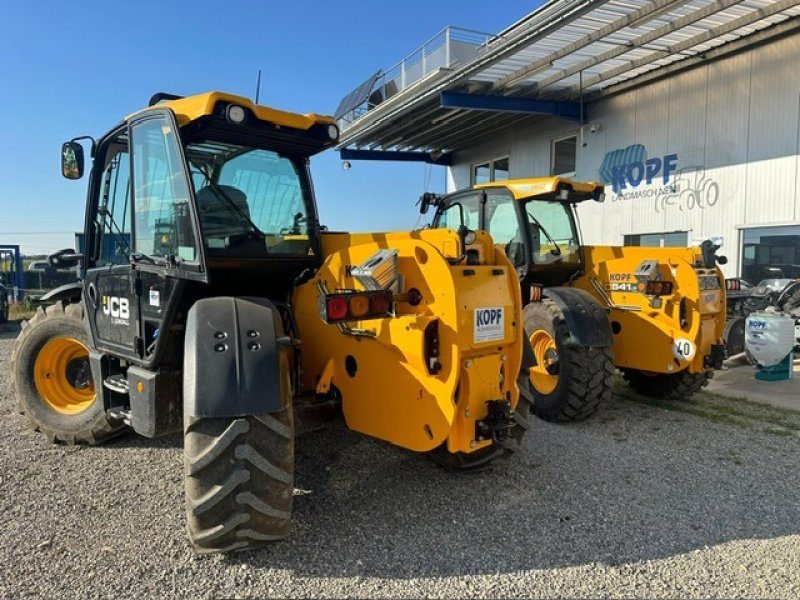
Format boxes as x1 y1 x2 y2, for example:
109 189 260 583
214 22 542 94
0 0 541 255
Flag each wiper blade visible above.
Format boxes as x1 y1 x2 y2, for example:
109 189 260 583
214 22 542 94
527 212 562 257
202 178 264 236
130 252 158 264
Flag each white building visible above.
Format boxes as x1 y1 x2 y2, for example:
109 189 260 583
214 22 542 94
336 0 800 282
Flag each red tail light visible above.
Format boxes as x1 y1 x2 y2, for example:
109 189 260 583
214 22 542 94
369 291 391 314
725 278 741 291
325 296 348 321
323 290 394 323
639 280 673 296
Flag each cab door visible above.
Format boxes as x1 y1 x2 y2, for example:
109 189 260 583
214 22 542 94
128 108 207 366
84 109 206 364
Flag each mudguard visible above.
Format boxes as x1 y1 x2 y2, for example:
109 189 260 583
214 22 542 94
544 286 613 347
183 296 290 418
40 282 83 303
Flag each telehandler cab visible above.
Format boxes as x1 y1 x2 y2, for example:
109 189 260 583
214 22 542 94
423 177 727 421
12 92 532 553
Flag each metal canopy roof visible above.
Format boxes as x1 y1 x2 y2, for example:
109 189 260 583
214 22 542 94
337 0 800 156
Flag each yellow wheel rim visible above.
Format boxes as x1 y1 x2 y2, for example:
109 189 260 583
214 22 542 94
33 337 96 415
529 329 559 395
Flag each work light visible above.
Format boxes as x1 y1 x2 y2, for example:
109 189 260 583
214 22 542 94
226 105 247 124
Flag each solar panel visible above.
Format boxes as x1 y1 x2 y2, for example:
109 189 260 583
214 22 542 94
334 71 382 120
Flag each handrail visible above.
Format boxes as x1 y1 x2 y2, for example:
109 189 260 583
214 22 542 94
336 26 497 130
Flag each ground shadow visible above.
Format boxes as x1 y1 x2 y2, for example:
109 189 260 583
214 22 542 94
0 320 22 340
214 393 800 578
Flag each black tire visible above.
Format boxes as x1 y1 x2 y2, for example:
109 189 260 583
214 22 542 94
427 370 533 471
723 316 746 357
10 301 126 444
621 368 712 400
185 406 295 553
523 299 614 422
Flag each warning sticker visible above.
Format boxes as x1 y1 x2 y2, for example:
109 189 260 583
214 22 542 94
474 307 505 343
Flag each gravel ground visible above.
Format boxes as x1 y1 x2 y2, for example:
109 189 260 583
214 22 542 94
1 320 799 599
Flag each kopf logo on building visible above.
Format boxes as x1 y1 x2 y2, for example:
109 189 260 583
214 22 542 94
599 144 678 194
474 307 504 343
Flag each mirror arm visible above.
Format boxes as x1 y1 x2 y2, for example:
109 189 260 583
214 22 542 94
70 135 97 157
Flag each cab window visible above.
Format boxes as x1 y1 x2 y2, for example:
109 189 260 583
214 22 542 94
524 200 580 264
130 115 198 262
96 147 132 265
440 191 481 231
485 191 518 245
189 146 312 255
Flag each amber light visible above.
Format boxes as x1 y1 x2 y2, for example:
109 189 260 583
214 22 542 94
348 294 370 318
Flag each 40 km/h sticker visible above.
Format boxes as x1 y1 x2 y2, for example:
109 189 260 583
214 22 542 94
672 337 696 362
474 307 505 343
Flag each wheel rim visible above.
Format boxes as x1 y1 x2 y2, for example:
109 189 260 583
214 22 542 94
33 337 95 415
529 329 559 394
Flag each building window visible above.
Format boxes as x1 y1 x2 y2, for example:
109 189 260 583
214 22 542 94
624 231 688 248
551 136 577 176
741 225 800 283
472 156 509 185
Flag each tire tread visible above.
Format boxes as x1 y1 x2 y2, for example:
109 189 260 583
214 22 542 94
185 409 294 554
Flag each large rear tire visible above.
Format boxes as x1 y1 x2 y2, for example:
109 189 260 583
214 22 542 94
184 406 295 554
523 299 614 422
622 368 712 400
11 301 125 444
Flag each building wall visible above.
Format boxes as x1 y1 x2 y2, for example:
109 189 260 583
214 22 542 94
446 32 800 278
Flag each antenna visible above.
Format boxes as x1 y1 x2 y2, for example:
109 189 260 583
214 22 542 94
255 69 262 104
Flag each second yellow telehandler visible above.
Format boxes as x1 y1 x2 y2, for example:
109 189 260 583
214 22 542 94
423 177 726 421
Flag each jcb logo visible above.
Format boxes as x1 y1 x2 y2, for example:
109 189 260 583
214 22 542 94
102 295 130 320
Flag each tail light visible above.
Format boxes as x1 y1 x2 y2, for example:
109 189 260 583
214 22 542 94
323 290 394 323
638 280 673 296
725 278 741 291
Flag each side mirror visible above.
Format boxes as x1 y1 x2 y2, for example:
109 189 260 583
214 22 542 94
49 248 83 269
418 192 440 215
61 141 84 179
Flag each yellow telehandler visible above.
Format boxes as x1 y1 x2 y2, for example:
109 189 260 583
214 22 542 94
11 92 531 553
423 177 726 421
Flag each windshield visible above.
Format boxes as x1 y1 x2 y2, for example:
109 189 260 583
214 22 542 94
435 189 580 267
186 143 313 255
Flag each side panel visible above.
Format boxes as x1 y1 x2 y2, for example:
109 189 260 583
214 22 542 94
574 245 726 374
84 267 139 357
183 296 289 418
293 231 523 454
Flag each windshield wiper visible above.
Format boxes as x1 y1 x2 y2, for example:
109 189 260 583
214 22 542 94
199 175 264 237
130 252 158 264
527 211 562 257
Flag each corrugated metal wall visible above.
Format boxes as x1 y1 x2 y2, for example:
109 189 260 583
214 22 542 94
447 32 800 277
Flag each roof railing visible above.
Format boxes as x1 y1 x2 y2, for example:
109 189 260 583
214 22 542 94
336 26 498 130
